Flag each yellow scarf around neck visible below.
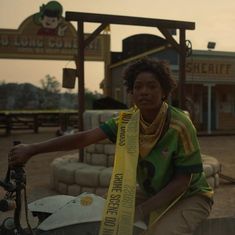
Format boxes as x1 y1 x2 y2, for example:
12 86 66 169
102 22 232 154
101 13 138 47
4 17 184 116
139 102 168 158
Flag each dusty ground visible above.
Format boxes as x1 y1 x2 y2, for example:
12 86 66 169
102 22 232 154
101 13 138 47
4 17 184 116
0 128 235 226
197 134 235 218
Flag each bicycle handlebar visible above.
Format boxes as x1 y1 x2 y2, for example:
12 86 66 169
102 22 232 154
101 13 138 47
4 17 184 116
0 141 29 234
0 167 25 213
0 167 26 192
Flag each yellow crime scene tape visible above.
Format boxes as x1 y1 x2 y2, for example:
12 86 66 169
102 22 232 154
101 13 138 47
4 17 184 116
99 109 190 235
99 110 140 235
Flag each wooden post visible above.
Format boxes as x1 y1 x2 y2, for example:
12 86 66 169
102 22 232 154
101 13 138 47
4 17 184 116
179 29 186 109
77 21 85 161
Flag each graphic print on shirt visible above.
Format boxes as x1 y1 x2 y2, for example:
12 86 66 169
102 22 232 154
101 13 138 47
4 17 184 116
139 160 156 195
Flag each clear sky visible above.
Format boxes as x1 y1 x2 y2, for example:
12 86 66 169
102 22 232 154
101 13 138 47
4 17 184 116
1 0 235 92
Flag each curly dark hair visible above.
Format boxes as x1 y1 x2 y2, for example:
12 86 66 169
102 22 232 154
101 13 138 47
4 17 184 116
123 57 177 99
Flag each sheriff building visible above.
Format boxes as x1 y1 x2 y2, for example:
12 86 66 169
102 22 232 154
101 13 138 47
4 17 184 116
101 34 235 134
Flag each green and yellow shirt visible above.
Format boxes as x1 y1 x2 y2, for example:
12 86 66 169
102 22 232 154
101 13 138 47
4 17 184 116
100 105 213 199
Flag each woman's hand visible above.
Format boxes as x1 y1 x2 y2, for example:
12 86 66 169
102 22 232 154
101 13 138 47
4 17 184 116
8 144 35 167
7 128 108 168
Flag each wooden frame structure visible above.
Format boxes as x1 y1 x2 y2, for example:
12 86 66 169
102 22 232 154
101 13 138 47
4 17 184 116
65 11 195 159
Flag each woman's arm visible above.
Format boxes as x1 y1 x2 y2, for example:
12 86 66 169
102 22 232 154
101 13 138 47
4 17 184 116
136 173 191 220
8 127 107 167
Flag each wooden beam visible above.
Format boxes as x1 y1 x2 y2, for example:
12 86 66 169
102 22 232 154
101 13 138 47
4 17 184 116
84 23 109 47
158 27 181 53
66 12 195 30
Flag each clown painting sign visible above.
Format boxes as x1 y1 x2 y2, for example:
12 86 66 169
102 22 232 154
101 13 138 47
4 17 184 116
34 1 68 37
0 1 109 61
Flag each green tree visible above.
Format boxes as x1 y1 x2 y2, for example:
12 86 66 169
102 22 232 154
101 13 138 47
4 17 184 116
15 83 41 109
0 80 103 110
40 75 61 109
40 74 61 93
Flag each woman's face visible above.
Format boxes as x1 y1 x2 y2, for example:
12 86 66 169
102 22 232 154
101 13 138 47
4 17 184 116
132 72 165 114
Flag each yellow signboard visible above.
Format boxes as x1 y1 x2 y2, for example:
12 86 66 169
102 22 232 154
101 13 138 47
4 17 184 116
186 58 235 81
186 61 232 76
0 1 109 61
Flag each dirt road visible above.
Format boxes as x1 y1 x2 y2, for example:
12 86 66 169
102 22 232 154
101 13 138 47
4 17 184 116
0 128 235 225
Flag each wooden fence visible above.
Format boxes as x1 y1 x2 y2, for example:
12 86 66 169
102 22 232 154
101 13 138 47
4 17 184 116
0 110 78 135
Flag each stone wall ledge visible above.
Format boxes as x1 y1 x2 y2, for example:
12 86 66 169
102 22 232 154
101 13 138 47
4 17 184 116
51 154 221 195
